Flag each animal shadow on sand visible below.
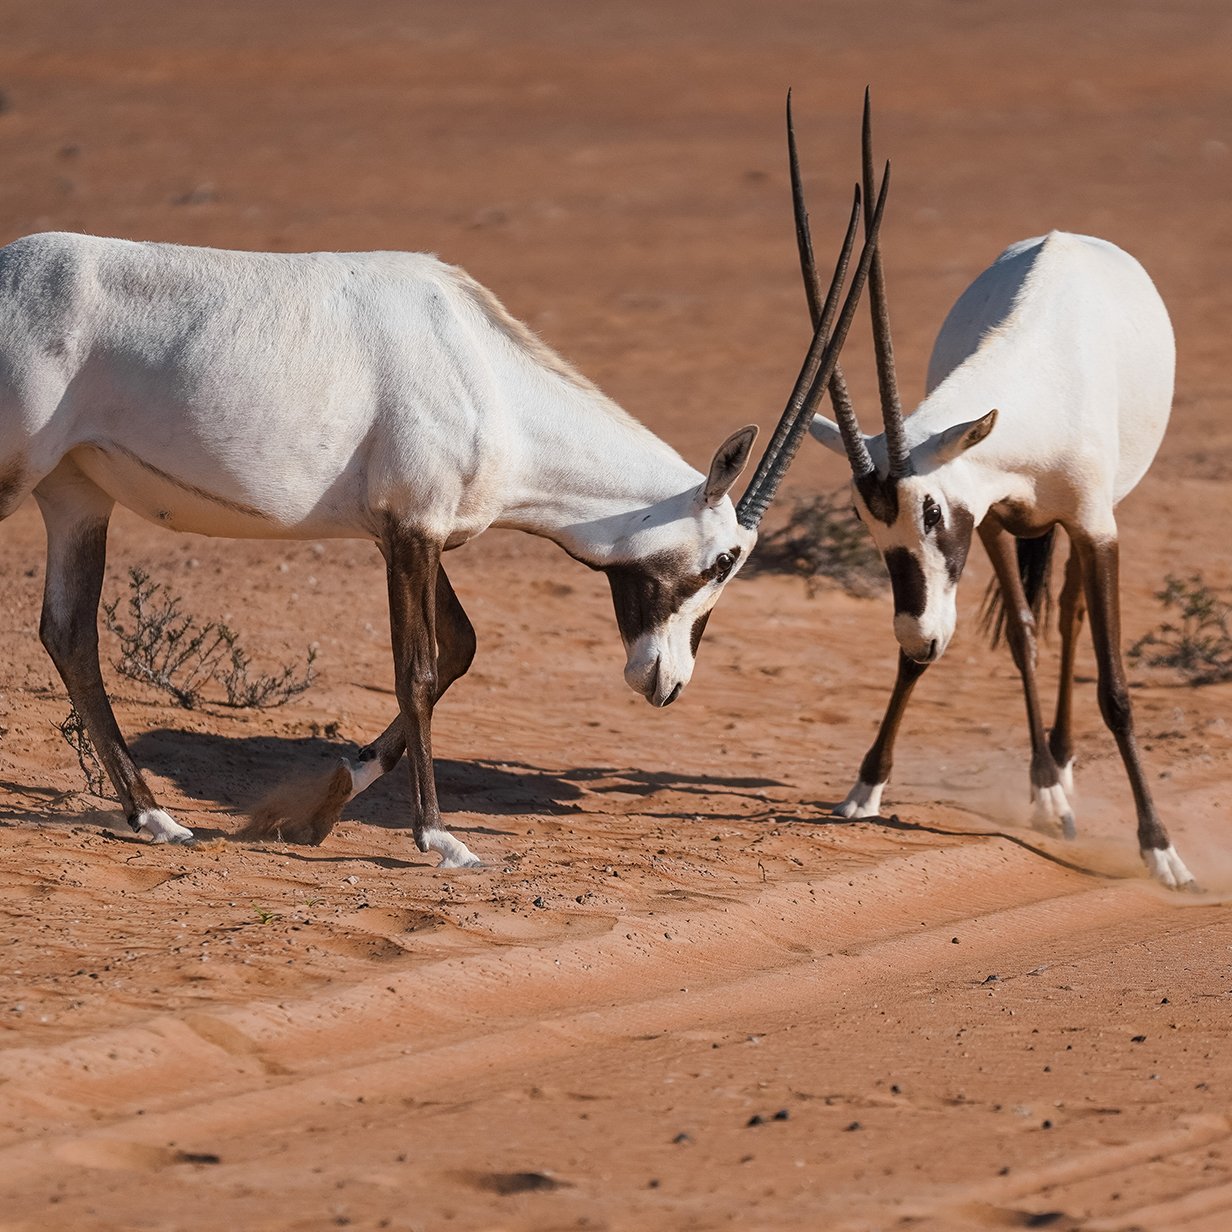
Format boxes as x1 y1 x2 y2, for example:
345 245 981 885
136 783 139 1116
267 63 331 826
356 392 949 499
796 802 1113 881
126 729 785 840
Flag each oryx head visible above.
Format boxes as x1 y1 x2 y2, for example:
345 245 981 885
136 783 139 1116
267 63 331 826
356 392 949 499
812 409 997 663
796 89 996 663
610 141 889 705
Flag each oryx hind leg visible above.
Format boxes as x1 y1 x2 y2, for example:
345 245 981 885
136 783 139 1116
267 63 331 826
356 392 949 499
1048 544 1085 798
834 651 928 819
34 461 193 843
979 523 1074 838
242 566 476 850
1074 534 1194 889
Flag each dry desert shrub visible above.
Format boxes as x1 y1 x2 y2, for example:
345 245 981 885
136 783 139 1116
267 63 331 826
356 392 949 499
102 567 316 710
747 488 886 597
1129 573 1232 685
57 568 318 797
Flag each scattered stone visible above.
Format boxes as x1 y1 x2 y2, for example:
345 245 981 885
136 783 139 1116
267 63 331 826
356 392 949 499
982 974 1000 984
951 937 960 944
472 1170 567 1195
532 896 546 909
773 1109 790 1121
1131 1035 1146 1043
176 1151 221 1165
844 1121 862 1132
671 1132 692 1145
747 1114 764 1127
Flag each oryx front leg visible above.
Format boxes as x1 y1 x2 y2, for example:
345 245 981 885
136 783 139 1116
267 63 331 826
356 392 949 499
34 464 193 844
980 524 1075 838
835 652 928 819
1077 535 1195 889
242 568 476 845
384 524 480 869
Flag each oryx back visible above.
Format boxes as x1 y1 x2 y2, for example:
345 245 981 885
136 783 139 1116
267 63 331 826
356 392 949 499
0 233 512 540
926 231 1174 508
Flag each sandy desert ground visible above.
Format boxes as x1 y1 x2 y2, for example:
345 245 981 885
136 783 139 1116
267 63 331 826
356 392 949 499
1 2 1231 1229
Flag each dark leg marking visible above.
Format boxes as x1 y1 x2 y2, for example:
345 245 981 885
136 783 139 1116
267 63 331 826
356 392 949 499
383 520 444 854
855 651 928 789
242 568 476 845
1073 535 1178 858
979 522 1070 833
34 471 167 831
1049 544 1085 773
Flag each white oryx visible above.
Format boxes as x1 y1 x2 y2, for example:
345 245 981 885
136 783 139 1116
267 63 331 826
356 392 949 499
0 154 885 866
796 93 1194 888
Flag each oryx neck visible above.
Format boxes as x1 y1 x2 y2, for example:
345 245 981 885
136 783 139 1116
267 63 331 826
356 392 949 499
496 378 702 566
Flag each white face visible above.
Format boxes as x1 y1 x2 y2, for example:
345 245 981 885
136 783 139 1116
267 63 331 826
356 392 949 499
851 472 976 664
606 493 757 706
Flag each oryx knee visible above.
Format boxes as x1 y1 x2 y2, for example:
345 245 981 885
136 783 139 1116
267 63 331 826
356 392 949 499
1097 679 1132 732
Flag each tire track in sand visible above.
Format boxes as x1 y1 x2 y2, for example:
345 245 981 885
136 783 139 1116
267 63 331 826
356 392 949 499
0 833 1203 1189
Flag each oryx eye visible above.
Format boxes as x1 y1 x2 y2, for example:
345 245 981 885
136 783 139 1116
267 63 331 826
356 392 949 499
714 551 735 581
923 497 942 531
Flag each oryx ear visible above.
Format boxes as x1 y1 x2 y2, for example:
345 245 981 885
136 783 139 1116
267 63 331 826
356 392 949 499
702 424 758 507
930 408 998 465
810 413 862 459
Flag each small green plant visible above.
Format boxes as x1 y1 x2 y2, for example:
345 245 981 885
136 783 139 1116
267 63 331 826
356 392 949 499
1129 573 1232 685
252 906 281 925
55 707 108 796
103 567 316 710
747 489 886 597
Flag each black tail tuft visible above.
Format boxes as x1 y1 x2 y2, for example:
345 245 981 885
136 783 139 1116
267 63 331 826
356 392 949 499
980 528 1057 648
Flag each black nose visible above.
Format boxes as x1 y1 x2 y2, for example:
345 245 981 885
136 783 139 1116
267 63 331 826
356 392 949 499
662 681 683 707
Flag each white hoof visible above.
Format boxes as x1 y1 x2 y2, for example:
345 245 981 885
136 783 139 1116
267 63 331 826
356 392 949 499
346 756 384 802
134 808 195 845
421 827 482 869
1031 783 1076 840
833 780 885 819
1141 845 1196 890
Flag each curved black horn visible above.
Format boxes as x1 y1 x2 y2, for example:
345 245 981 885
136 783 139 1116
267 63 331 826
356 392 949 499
736 168 890 530
862 87 912 478
787 89 874 479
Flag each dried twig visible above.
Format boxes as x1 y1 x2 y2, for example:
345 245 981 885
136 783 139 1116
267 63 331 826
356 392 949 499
56 708 108 796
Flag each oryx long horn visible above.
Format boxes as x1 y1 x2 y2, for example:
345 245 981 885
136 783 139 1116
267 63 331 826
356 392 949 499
735 168 890 530
787 89 874 479
862 87 911 478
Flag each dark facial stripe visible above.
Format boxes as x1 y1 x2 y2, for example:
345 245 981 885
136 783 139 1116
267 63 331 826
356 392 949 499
884 547 926 618
935 504 975 583
690 609 712 657
605 549 708 647
855 471 899 526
